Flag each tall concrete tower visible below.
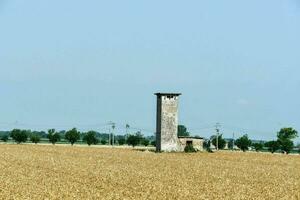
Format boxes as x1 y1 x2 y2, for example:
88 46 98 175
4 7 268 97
155 93 181 152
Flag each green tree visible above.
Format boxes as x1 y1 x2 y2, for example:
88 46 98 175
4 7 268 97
178 125 190 137
10 129 28 144
118 138 125 145
211 134 226 149
277 128 298 154
83 131 99 146
151 140 156 147
65 128 80 145
127 133 141 147
203 140 210 149
252 143 263 152
100 139 107 145
30 134 41 144
142 139 150 146
264 141 280 153
47 129 61 145
235 134 252 152
279 139 294 154
0 135 9 142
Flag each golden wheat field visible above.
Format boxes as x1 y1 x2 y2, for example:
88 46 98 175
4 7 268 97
0 144 299 200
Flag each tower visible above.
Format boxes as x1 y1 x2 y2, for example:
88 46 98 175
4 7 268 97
155 93 181 152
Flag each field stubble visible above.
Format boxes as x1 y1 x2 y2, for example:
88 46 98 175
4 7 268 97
0 144 299 200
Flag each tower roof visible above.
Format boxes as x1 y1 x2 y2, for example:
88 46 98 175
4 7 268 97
154 93 181 96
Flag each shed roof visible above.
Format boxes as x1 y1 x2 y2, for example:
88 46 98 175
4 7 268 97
178 136 204 139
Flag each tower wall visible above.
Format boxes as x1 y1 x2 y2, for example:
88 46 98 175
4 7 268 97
155 93 180 152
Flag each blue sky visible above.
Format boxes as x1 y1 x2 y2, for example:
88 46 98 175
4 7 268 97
0 0 299 142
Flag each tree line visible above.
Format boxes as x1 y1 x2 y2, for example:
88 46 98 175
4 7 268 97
1 126 299 154
0 128 154 147
202 127 299 154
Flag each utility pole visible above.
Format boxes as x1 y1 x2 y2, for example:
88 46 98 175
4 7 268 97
108 121 115 146
112 122 116 146
215 123 221 151
232 132 235 151
125 124 130 144
108 127 111 146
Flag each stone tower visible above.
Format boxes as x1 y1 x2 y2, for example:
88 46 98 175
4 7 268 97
155 93 181 152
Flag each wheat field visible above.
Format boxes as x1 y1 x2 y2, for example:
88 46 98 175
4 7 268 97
0 144 299 200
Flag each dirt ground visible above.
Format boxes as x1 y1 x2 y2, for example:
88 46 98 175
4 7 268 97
0 144 299 200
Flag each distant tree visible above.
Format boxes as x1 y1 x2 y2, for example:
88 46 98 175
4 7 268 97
127 133 142 147
279 139 294 154
0 135 9 142
211 134 226 149
235 135 252 152
203 140 209 149
31 131 47 138
118 138 125 145
142 139 150 146
58 130 66 139
264 141 280 153
100 139 107 145
151 140 156 147
47 129 61 145
277 128 298 154
83 131 99 146
10 129 28 144
65 128 80 145
135 131 143 140
178 125 190 137
252 143 263 152
30 134 41 144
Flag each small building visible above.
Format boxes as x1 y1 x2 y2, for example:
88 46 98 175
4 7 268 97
178 136 204 151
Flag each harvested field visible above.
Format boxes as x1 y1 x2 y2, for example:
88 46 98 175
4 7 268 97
0 144 299 200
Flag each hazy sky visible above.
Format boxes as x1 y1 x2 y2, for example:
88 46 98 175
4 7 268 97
0 0 299 142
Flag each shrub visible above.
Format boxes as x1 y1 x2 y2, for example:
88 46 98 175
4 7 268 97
127 134 140 147
184 144 196 153
118 138 125 145
30 134 41 144
0 135 9 142
253 143 264 152
264 141 280 153
151 140 156 147
203 140 213 152
100 139 107 145
65 128 80 145
10 129 28 144
142 139 150 146
83 131 99 146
